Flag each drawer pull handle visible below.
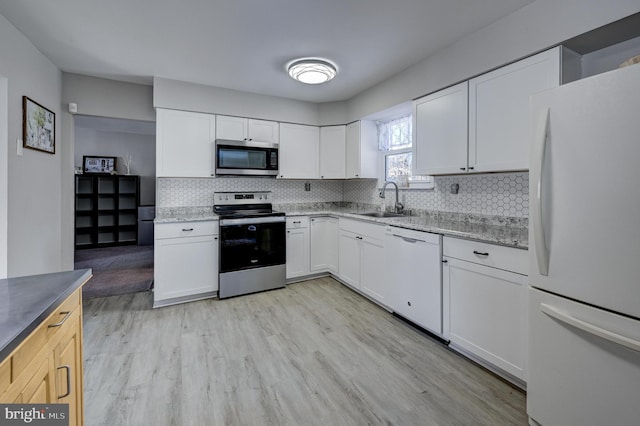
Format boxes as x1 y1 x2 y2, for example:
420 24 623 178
473 250 489 257
182 228 194 232
293 221 301 224
48 311 72 328
57 365 71 399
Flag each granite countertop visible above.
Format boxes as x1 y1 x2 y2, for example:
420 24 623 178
277 203 528 249
153 203 528 249
0 269 92 362
155 206 218 223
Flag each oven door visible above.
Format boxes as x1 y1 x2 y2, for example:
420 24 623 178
219 216 286 272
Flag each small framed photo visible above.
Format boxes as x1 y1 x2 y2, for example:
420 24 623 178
23 96 55 154
83 156 117 174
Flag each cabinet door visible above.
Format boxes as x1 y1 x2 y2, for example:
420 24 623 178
54 318 83 426
310 217 338 273
469 47 560 172
278 123 320 179
156 109 216 177
360 237 386 304
338 230 361 288
286 227 310 279
17 355 54 403
319 126 346 179
443 257 527 380
248 119 279 144
216 115 247 141
413 82 469 175
154 235 218 303
345 121 377 179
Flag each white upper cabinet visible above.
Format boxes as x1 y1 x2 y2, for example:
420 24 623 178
278 123 320 179
319 126 346 179
413 82 469 175
216 115 279 144
345 121 378 179
156 108 216 177
469 47 560 172
413 47 561 175
248 119 280 143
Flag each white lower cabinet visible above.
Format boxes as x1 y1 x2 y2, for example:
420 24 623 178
385 227 442 334
153 221 218 307
442 236 528 383
310 216 338 274
338 219 385 298
286 217 310 279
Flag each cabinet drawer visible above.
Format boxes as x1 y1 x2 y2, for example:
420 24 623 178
155 221 218 239
443 237 527 275
286 216 309 229
339 218 386 240
12 289 81 382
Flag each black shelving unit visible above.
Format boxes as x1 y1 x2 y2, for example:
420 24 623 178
75 175 140 249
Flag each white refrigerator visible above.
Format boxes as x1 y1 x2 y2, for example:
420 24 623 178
527 63 640 425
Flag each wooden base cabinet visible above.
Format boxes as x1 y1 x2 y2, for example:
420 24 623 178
0 288 85 425
443 237 528 384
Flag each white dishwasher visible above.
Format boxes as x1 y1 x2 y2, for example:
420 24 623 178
385 226 443 336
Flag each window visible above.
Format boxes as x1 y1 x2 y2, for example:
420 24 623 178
378 115 433 189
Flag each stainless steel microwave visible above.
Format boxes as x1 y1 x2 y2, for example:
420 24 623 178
215 139 279 176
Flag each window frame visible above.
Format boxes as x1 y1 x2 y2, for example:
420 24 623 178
377 115 434 190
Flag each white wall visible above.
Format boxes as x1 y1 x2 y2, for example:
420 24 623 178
0 14 63 277
62 73 155 122
0 76 7 278
74 127 156 205
154 77 320 125
344 0 640 121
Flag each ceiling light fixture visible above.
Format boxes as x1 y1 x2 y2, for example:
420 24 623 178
287 58 337 85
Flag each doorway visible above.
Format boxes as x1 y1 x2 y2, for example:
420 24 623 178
72 115 156 298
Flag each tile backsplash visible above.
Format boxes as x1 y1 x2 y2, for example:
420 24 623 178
157 177 343 207
344 172 528 218
157 172 529 218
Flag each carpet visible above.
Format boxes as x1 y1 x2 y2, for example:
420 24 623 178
74 245 154 299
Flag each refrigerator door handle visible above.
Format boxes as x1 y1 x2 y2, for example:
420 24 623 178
541 303 640 353
533 108 550 276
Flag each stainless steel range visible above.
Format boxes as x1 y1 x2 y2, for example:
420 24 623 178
214 191 286 299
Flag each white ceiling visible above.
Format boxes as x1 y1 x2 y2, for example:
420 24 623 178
0 0 534 103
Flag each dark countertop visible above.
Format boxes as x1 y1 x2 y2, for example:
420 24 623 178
0 269 92 363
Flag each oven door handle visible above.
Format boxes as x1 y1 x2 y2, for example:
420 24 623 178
220 216 286 226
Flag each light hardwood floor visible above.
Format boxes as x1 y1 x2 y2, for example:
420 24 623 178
83 277 527 426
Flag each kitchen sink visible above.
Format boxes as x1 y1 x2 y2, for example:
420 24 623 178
355 211 407 218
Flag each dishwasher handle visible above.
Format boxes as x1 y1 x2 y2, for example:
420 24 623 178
392 234 425 244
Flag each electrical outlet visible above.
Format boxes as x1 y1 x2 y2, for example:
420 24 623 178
304 182 311 191
16 139 23 156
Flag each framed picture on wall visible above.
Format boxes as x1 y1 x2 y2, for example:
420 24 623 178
83 156 117 174
22 96 55 154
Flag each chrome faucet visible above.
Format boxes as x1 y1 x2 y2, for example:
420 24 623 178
379 181 404 214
